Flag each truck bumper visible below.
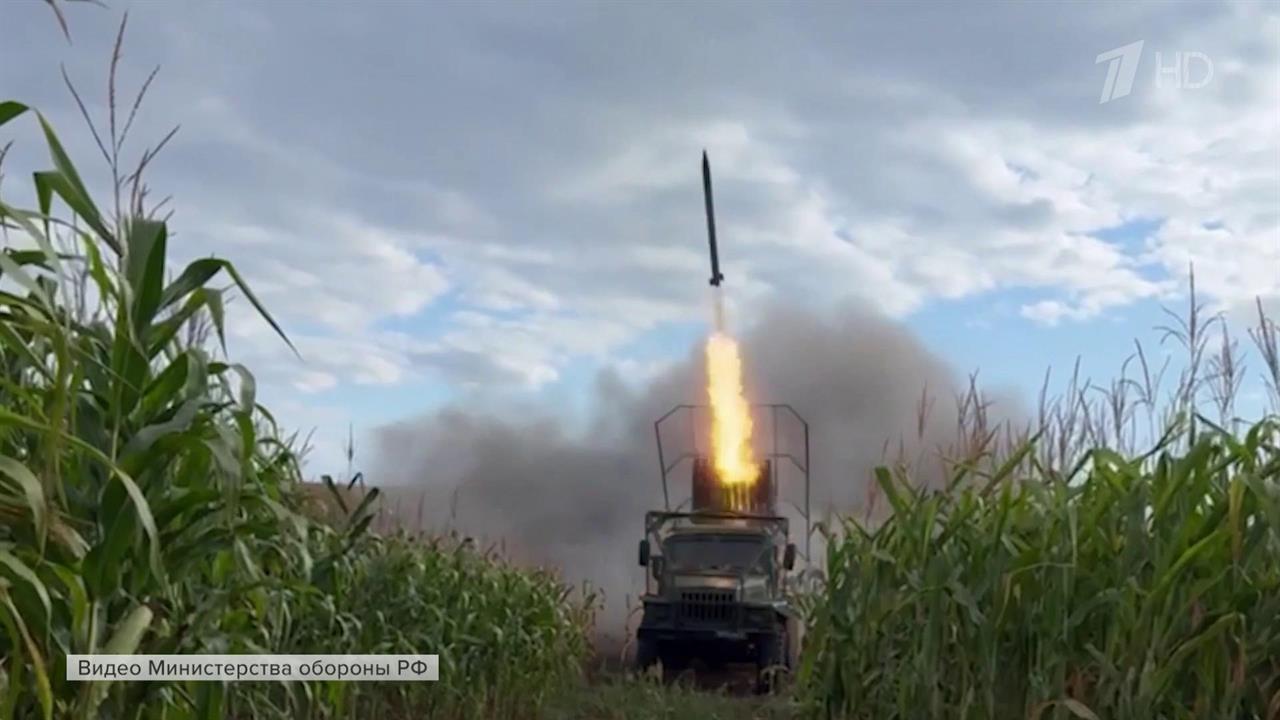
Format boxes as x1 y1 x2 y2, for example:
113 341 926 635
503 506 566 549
637 626 767 642
636 625 777 664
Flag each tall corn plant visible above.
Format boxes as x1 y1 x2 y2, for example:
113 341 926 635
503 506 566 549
0 100 302 718
261 527 596 719
797 417 1280 719
0 98 597 720
13 5 604 709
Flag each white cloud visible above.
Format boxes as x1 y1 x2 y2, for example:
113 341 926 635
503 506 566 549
1020 300 1082 326
610 357 678 389
553 120 799 204
294 370 338 393
4 0 1275 468
462 265 561 312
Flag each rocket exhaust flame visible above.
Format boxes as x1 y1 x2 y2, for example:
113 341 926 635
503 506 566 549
700 152 760 512
706 337 753 476
705 331 756 508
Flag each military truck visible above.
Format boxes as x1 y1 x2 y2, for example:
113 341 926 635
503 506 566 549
634 404 811 693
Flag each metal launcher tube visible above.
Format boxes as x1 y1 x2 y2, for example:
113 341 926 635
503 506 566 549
690 457 775 515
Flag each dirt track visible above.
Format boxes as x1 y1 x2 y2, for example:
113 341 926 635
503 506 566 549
591 632 765 695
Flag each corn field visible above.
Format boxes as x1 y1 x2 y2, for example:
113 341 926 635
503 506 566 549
797 311 1280 720
0 100 594 719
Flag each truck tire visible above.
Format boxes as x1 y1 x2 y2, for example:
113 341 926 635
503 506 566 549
785 615 802 670
754 628 787 694
635 637 658 674
659 650 690 684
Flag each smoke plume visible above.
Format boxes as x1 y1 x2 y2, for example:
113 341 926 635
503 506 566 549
370 301 1021 640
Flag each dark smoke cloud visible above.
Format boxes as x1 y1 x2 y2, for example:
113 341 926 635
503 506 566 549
370 301 1023 633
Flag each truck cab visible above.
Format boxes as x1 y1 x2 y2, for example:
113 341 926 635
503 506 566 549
637 512 800 682
634 404 811 692
636 512 799 691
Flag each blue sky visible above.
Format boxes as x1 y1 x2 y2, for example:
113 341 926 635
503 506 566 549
2 1 1277 477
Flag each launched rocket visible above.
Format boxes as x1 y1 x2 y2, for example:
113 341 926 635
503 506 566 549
702 150 725 287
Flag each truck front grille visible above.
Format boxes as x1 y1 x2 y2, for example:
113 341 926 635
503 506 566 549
678 589 736 623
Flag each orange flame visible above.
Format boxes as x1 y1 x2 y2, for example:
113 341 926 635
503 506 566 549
705 331 757 496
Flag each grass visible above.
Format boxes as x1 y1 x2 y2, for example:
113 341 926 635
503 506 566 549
549 677 798 720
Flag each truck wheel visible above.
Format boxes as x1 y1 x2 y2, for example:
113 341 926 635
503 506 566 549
785 616 802 670
659 651 690 684
754 629 787 694
635 638 658 674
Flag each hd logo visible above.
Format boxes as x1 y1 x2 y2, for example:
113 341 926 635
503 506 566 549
1096 40 1214 104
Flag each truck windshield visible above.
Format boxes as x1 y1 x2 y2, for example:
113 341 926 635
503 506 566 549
664 535 769 572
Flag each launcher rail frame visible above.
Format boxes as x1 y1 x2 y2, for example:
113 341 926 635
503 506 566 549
652 403 812 563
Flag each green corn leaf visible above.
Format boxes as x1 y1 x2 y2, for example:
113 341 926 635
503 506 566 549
0 589 52 720
226 363 256 413
205 286 227 353
0 249 52 308
49 564 89 651
79 231 119 304
350 487 382 529
0 101 28 127
0 408 165 590
219 259 299 359
0 550 51 627
135 352 190 422
0 200 61 277
120 397 203 467
156 257 298 358
0 455 47 548
34 112 116 252
874 467 909 517
1059 698 1101 720
123 218 168 337
157 257 222 311
32 171 54 219
322 474 349 516
86 604 153 714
